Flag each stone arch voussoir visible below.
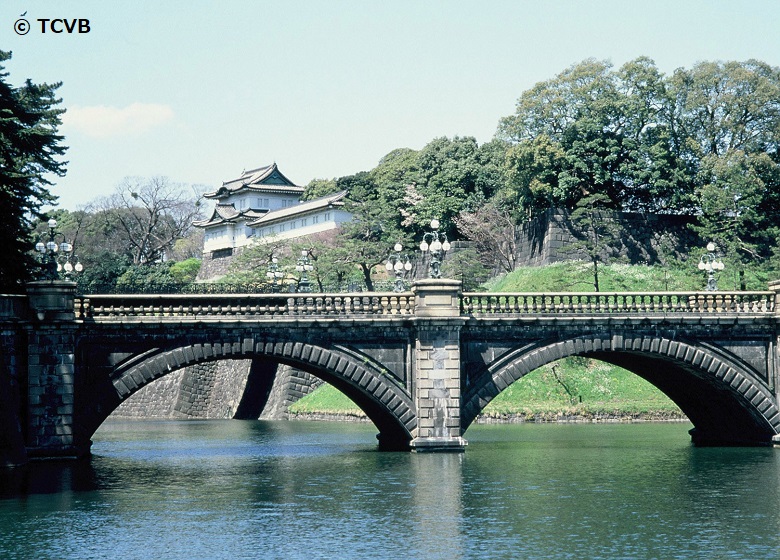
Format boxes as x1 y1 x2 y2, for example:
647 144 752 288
107 337 416 440
462 333 780 441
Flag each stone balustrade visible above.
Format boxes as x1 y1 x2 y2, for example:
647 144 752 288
461 291 776 315
74 292 415 320
3 289 771 321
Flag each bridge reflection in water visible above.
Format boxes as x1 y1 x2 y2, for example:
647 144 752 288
1 278 778 466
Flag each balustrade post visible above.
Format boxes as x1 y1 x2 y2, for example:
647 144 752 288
410 279 467 452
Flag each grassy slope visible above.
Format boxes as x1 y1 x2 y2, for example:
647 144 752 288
290 261 718 420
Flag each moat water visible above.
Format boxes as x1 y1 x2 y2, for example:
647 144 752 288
1 420 779 559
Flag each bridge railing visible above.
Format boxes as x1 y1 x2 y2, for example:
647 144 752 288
75 292 415 320
461 291 776 315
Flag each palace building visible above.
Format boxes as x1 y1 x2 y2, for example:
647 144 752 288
194 163 351 256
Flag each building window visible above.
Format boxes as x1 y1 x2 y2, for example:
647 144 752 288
325 212 331 220
313 215 319 224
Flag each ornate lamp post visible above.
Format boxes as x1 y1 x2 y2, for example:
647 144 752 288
296 250 314 293
419 218 451 279
34 218 83 280
698 242 724 291
386 242 413 292
265 256 284 292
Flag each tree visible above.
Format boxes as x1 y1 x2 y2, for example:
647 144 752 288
0 50 67 291
691 150 780 289
75 251 130 293
94 176 202 265
568 193 624 292
336 172 404 291
288 235 356 292
439 247 491 291
668 60 780 160
453 202 518 273
401 136 506 237
668 61 780 286
499 57 693 216
301 178 339 201
224 236 288 286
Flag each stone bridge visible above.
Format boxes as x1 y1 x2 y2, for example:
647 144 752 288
1 279 778 466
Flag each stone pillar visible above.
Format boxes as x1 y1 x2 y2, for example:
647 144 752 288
24 281 86 458
410 279 467 452
770 280 780 446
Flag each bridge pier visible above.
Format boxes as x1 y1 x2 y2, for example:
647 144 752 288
409 279 467 452
24 281 88 459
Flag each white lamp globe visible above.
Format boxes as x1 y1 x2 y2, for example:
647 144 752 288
430 219 440 230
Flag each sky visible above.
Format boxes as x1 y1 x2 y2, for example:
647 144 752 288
4 0 780 211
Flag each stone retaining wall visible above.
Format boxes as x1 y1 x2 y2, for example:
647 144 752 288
516 209 699 268
111 360 322 421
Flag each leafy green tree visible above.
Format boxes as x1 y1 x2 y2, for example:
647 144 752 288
568 193 625 291
401 136 506 237
169 258 201 283
301 178 339 201
668 60 780 160
115 263 180 293
499 57 692 215
667 60 780 286
224 236 287 286
691 150 780 289
370 147 420 189
75 251 131 294
336 172 404 291
0 50 67 291
440 247 491 291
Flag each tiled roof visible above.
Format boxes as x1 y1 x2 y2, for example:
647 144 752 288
203 162 305 199
193 203 267 228
247 191 347 227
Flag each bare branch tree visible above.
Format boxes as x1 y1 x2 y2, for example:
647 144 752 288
454 202 518 273
94 176 203 264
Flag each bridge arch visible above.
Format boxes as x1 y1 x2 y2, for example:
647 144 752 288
462 333 780 445
80 337 415 451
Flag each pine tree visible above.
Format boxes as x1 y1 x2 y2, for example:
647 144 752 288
0 50 67 292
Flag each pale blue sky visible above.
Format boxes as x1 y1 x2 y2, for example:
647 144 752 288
4 0 780 210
